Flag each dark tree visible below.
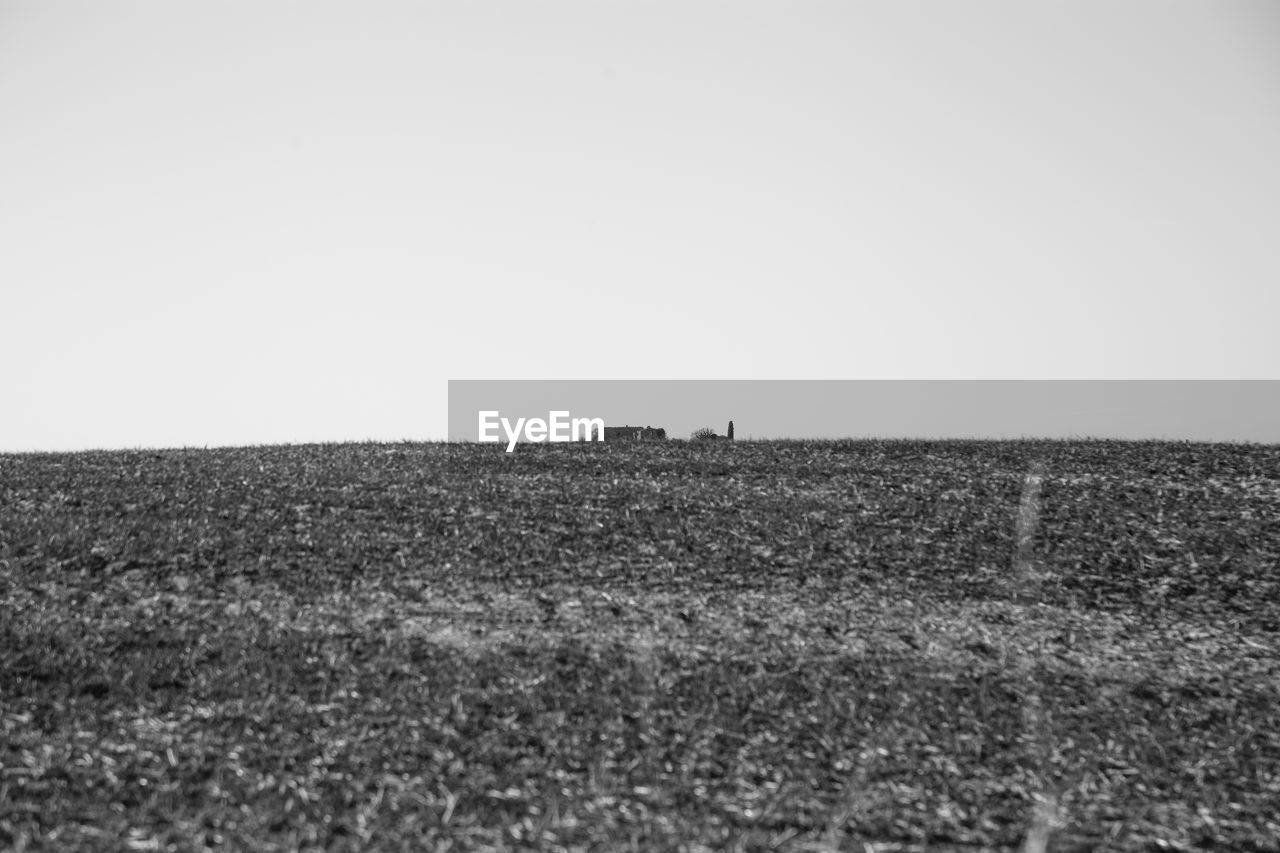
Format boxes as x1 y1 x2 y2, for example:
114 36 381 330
727 420 734 441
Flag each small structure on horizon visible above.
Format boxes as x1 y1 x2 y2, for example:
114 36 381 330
601 425 667 442
691 421 736 441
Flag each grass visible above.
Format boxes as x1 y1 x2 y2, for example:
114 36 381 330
1 438 1278 851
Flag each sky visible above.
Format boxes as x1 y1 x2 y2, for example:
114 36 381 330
3 1 1279 452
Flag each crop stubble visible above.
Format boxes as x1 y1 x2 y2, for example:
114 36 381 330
1 439 1278 851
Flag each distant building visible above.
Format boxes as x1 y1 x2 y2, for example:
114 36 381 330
602 425 667 441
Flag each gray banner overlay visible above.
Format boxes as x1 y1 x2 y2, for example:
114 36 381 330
448 380 1280 444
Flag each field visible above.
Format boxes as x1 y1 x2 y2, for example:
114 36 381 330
2 439 1279 852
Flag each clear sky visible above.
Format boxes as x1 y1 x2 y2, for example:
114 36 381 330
4 1 1279 452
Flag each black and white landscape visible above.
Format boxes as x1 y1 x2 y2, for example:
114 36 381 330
3 1 1279 849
